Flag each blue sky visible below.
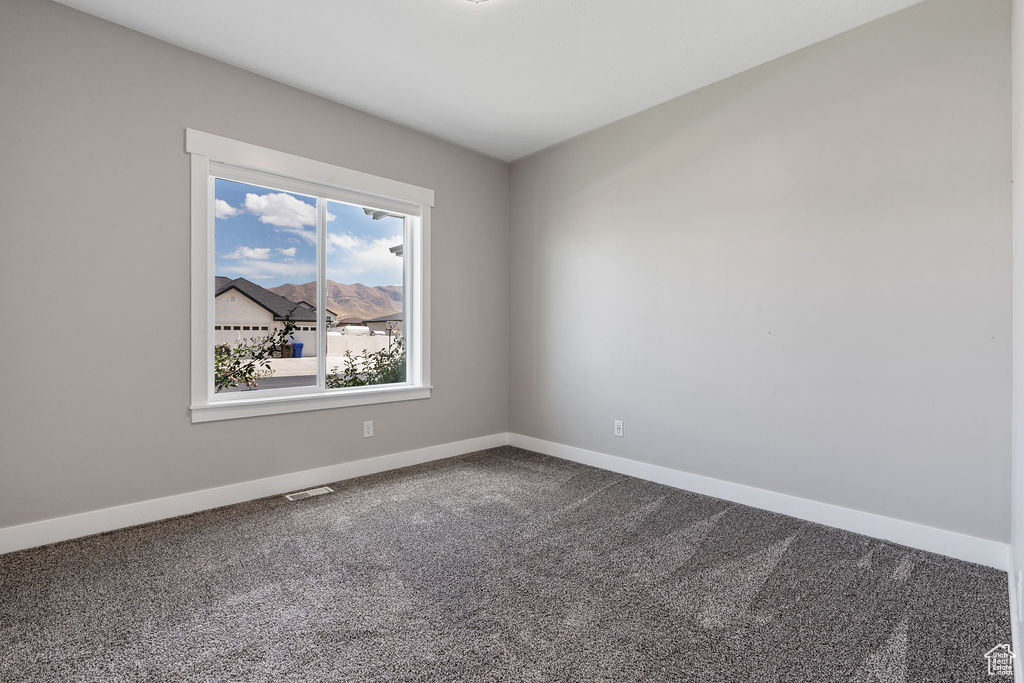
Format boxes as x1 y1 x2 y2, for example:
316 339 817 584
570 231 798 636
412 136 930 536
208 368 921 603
214 178 404 288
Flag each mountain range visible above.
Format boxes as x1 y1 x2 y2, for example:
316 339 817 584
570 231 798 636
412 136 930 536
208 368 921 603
269 281 402 323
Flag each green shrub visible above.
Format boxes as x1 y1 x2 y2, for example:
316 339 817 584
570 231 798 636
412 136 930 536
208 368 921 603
327 336 405 388
214 319 298 391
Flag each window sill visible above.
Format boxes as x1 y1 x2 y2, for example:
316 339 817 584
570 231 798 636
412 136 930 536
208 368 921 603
190 384 431 423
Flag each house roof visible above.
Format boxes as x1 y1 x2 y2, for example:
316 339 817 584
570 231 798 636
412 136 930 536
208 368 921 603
363 311 403 323
214 277 318 322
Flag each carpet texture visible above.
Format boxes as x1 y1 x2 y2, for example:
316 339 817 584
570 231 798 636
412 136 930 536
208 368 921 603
0 447 1012 681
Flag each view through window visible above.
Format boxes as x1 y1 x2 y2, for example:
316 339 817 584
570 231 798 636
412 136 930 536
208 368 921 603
213 178 406 394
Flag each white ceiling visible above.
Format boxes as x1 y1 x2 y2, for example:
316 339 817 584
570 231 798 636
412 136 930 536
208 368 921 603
56 0 923 161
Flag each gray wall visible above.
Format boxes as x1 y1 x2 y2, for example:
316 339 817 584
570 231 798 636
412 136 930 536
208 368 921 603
0 0 1011 547
1011 0 1023 648
0 0 510 527
509 0 1011 541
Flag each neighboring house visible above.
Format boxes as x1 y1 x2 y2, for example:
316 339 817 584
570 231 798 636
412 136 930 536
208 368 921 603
360 208 403 258
214 277 321 354
363 311 403 336
325 306 343 326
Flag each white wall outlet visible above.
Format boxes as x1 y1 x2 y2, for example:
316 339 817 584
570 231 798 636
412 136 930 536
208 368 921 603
614 420 624 437
363 420 374 438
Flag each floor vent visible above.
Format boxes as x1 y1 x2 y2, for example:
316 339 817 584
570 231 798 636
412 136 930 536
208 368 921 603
285 486 334 501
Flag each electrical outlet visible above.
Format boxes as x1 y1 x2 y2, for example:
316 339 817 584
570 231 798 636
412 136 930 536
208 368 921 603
363 420 374 438
614 420 624 437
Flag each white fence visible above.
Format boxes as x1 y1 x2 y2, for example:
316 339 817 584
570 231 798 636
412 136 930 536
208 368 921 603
326 332 398 357
214 329 401 359
214 328 319 357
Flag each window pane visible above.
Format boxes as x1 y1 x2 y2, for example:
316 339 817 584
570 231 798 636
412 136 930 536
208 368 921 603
213 178 318 393
324 201 406 389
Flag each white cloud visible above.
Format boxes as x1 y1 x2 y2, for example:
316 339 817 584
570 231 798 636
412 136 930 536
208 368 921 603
277 247 297 257
224 246 272 260
215 199 239 219
244 192 316 228
222 258 316 284
328 233 360 251
326 232 404 286
227 192 336 243
278 226 316 245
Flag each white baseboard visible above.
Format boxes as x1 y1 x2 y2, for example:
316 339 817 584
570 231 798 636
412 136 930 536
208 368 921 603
1009 567 1023 683
0 432 510 555
2 431 1009 572
509 434 1009 570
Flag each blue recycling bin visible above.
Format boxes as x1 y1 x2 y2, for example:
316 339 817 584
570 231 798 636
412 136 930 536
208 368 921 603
292 342 304 358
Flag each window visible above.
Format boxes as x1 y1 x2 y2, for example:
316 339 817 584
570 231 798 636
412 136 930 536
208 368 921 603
188 130 432 422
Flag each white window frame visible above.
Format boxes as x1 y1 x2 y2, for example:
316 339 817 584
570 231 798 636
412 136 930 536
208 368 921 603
187 129 432 423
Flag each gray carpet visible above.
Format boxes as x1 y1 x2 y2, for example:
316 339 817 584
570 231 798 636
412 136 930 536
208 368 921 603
0 447 1011 681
